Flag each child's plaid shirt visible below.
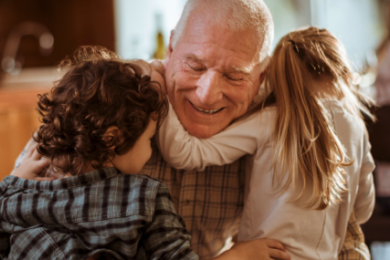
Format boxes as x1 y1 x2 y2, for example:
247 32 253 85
0 167 198 260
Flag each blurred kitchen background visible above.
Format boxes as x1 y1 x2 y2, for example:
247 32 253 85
0 0 390 258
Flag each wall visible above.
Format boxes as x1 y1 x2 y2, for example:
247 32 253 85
264 0 384 71
114 0 187 60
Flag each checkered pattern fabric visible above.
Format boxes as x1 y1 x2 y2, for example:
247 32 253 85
338 211 371 260
0 167 197 260
140 145 246 260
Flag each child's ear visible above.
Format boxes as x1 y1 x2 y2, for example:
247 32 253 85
103 126 119 148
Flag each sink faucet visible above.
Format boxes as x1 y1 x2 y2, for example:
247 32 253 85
1 21 54 75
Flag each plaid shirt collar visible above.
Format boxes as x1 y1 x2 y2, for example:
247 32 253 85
2 167 120 192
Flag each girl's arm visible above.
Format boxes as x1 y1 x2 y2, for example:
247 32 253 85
156 103 274 171
354 132 375 223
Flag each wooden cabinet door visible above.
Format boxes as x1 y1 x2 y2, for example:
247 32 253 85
0 91 43 180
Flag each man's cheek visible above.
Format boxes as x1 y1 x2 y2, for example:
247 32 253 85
227 89 252 107
175 74 198 92
230 95 252 118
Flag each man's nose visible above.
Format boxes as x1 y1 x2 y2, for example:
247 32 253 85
195 71 223 105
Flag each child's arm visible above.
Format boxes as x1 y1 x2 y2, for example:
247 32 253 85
354 132 375 223
11 143 54 181
156 103 272 171
143 183 198 260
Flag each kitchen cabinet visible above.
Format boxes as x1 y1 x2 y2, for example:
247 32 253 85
0 89 47 180
0 67 60 180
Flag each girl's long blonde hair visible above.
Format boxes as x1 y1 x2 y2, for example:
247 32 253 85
265 27 374 210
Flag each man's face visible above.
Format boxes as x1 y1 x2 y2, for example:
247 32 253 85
164 13 264 138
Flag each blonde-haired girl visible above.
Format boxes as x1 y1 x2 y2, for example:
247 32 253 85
157 27 375 259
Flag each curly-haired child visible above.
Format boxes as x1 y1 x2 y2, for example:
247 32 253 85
0 46 198 260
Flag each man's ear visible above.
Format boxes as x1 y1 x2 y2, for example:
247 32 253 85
165 30 175 66
259 64 270 85
103 126 119 148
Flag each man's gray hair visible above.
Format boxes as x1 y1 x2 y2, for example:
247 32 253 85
172 0 274 72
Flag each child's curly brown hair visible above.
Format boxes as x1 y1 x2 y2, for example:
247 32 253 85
34 46 168 176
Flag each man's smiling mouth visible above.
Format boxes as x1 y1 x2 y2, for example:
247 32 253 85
189 101 225 114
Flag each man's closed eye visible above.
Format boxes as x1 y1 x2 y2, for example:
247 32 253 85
188 63 205 72
225 74 244 81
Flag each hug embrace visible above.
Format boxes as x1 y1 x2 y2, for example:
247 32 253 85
0 1 375 260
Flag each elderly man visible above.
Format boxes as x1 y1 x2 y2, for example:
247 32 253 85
13 0 370 259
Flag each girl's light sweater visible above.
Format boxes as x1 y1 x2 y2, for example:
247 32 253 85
156 99 375 260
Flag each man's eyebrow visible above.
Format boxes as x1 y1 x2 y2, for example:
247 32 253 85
183 54 252 74
229 65 252 74
183 54 204 63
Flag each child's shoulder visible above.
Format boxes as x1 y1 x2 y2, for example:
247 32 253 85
103 172 171 216
246 105 278 131
323 99 363 124
126 173 164 186
322 99 366 136
253 105 277 122
236 105 277 126
260 105 278 118
116 172 167 194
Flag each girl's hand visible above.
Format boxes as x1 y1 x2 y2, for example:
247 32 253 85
149 59 167 94
214 238 291 260
11 144 54 181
